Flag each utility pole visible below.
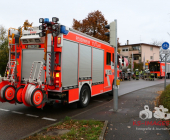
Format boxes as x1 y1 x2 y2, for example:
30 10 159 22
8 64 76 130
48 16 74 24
113 20 118 111
153 53 155 61
105 20 119 111
165 54 167 90
131 52 133 73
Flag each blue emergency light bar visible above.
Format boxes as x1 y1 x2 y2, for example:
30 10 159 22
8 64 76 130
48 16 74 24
60 25 69 35
44 18 49 23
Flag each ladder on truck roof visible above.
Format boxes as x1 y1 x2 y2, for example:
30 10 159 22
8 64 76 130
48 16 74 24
2 44 17 84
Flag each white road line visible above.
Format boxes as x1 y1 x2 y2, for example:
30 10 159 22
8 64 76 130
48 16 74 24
93 100 103 102
0 109 58 121
42 117 57 121
26 114 39 118
12 111 23 114
0 108 10 111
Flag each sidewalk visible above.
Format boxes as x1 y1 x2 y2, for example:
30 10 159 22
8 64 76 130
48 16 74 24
72 83 170 140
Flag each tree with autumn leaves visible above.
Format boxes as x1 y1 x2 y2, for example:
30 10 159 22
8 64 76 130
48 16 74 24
0 25 8 76
72 10 109 42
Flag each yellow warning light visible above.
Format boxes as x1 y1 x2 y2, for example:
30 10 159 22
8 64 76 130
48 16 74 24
58 37 61 44
116 79 120 86
56 73 59 77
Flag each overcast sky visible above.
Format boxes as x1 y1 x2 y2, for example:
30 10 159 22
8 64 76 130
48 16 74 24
1 0 170 45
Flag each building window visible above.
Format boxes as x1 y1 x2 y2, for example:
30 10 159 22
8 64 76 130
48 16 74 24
150 47 153 51
132 46 140 51
106 52 111 65
150 56 153 60
134 55 139 60
122 48 128 51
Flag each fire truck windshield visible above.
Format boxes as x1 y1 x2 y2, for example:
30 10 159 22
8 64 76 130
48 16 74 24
149 62 160 71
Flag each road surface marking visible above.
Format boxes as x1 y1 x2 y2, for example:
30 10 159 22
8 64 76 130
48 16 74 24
26 114 39 118
0 108 10 111
93 100 103 102
0 108 57 121
42 117 57 121
12 111 23 114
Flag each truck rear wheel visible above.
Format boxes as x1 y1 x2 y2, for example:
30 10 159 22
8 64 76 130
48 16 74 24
78 85 90 108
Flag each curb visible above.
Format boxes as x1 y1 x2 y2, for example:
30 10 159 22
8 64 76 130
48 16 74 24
99 120 108 140
20 122 58 140
20 120 108 140
119 81 169 98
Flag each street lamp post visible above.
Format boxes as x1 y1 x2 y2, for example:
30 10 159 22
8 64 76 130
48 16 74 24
153 53 155 61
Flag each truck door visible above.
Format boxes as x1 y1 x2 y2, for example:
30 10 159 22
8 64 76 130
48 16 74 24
104 51 112 92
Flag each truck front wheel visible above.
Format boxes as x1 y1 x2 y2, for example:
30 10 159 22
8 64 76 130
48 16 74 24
78 85 90 108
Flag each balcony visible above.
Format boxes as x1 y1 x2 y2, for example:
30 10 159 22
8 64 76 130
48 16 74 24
129 47 141 54
129 50 141 55
130 54 141 64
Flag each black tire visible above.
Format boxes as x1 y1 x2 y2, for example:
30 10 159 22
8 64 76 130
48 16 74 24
78 85 90 108
15 86 24 104
31 88 44 107
3 85 15 102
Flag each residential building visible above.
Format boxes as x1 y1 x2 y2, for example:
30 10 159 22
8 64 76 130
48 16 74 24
119 40 160 64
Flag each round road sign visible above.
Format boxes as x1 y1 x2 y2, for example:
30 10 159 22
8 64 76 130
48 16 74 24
162 42 169 50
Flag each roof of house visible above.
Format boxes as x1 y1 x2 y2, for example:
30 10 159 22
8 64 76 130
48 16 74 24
120 43 161 48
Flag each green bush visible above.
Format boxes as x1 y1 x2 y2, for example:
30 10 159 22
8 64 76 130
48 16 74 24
159 84 170 111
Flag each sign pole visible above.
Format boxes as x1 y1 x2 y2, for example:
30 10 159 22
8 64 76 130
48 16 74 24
161 42 169 90
164 54 167 90
131 52 133 73
113 20 118 111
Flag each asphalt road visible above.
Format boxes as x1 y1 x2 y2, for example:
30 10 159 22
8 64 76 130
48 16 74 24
0 79 170 140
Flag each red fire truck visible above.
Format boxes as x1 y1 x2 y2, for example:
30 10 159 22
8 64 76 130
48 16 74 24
0 17 120 109
149 61 170 78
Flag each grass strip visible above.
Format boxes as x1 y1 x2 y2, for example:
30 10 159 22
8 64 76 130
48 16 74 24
23 116 104 140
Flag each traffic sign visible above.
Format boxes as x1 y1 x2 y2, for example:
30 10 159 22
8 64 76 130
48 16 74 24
162 50 169 54
162 42 169 50
161 42 169 91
